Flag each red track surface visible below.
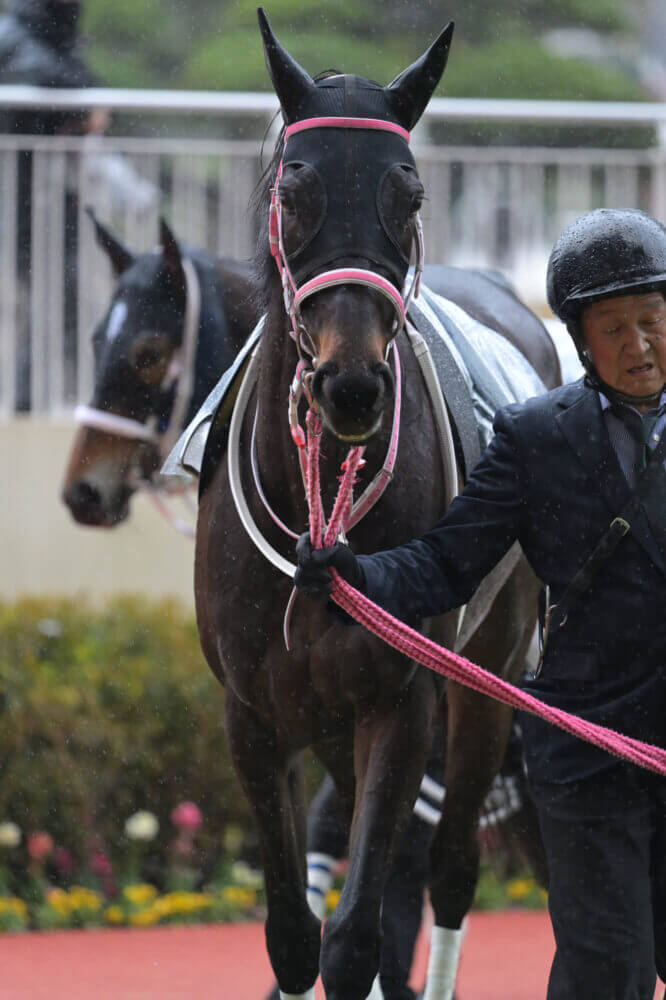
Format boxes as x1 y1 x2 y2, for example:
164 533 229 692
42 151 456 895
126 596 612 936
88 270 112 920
0 912 662 999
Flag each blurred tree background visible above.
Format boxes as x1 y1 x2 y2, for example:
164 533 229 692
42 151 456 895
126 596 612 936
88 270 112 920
83 0 647 102
81 0 654 145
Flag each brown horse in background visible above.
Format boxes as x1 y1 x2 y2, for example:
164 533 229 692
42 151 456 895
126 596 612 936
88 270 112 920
194 11 558 1000
63 213 257 528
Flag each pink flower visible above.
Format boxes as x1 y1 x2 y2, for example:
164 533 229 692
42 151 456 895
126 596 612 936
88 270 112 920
170 801 202 833
27 831 54 863
53 846 74 876
90 851 113 879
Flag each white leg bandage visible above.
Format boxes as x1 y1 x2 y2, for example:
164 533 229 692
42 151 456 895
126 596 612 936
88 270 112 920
306 851 336 920
279 991 315 1000
422 925 464 1000
366 973 385 999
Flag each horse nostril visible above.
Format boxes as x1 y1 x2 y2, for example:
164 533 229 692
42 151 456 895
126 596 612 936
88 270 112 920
325 375 383 415
310 361 338 401
65 480 103 517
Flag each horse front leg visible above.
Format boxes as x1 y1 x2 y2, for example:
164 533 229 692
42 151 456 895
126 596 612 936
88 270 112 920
225 696 320 999
320 667 438 1000
424 685 513 1000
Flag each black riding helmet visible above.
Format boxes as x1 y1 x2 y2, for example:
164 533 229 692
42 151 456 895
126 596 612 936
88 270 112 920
547 208 666 400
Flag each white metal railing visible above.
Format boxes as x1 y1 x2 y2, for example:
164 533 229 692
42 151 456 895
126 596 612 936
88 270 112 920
1 90 665 418
0 87 664 127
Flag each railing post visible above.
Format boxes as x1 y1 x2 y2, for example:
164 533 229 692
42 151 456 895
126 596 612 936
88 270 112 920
651 121 666 225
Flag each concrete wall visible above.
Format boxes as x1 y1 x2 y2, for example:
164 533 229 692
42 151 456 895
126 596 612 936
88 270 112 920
2 420 196 608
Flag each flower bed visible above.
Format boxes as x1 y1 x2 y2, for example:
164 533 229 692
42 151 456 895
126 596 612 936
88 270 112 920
0 597 546 932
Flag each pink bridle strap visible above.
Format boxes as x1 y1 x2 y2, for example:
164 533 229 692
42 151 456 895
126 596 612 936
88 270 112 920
294 268 405 332
284 117 411 144
270 114 420 359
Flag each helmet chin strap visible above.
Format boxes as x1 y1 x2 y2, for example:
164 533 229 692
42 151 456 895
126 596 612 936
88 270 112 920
582 365 666 407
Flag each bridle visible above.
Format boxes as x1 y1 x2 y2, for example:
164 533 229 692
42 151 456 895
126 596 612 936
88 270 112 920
229 115 428 641
269 116 424 368
72 255 202 536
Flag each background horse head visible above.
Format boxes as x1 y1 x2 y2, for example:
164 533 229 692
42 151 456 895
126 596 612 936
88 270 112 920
62 211 257 527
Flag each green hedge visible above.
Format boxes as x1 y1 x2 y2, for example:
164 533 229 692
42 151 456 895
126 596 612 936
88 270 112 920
0 597 255 890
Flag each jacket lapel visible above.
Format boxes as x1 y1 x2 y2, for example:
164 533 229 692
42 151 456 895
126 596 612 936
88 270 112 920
555 380 666 576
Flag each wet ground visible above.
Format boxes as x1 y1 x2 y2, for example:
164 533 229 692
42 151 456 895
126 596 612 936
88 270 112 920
0 911 661 998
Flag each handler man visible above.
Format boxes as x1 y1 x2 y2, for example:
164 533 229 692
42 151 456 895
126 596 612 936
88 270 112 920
295 207 666 1000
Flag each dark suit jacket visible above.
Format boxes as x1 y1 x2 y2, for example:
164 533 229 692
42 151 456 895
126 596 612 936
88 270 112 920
358 378 666 783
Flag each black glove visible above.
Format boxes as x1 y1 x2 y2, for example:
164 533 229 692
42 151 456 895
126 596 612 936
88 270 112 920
294 533 363 599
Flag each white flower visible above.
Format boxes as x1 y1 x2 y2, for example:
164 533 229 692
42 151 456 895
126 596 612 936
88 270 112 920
230 861 264 890
124 811 159 842
0 822 21 848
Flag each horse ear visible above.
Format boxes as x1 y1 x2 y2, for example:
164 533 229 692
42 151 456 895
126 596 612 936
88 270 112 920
257 7 315 124
86 206 134 277
159 217 186 296
386 22 455 131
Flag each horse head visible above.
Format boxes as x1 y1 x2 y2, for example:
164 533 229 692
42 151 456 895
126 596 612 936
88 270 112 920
259 8 453 442
62 211 190 526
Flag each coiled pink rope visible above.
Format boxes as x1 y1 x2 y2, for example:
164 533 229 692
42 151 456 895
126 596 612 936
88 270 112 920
305 418 666 777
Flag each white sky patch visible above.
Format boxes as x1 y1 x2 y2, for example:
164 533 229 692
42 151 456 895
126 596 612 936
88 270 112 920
106 300 128 342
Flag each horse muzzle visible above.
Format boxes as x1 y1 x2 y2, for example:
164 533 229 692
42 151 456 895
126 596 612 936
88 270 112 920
310 360 393 442
62 478 132 527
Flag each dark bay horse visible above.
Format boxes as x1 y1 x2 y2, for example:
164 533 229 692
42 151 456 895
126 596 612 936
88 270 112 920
62 212 258 527
195 13 558 1000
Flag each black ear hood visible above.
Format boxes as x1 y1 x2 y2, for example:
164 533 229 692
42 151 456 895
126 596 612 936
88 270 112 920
259 9 454 290
258 8 454 129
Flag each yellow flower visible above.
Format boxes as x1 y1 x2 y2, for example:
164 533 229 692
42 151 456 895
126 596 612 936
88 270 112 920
68 887 102 911
507 878 534 901
123 884 158 906
105 906 125 925
221 886 256 909
0 896 28 918
46 888 72 915
129 908 159 926
325 889 341 913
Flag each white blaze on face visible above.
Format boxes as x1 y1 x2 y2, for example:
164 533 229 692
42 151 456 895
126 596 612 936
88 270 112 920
106 300 128 342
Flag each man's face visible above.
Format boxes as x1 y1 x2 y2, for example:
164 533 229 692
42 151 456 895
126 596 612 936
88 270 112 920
581 291 666 401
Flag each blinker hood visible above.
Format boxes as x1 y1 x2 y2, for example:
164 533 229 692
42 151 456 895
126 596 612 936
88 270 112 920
282 119 417 289
259 9 455 292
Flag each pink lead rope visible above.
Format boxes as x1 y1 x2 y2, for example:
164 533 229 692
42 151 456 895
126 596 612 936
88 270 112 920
305 419 666 778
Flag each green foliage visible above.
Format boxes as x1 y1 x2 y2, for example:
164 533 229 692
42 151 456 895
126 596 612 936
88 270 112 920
434 40 653 148
443 39 648 102
80 0 641 101
376 0 630 45
182 28 409 91
474 866 548 911
0 597 253 885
